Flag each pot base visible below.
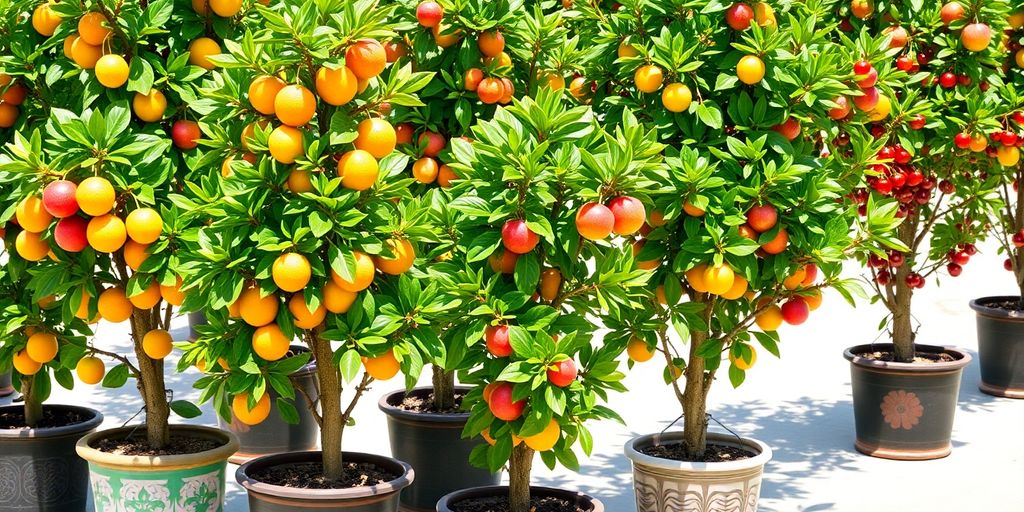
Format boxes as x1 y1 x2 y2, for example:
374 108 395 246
978 382 1024 399
436 485 604 512
854 439 951 461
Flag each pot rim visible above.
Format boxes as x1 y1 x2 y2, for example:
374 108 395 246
76 424 239 470
843 343 971 372
0 404 103 439
378 386 472 423
236 450 414 501
436 485 605 512
969 296 1024 320
623 431 772 472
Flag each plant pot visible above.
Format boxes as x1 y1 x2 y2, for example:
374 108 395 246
623 432 771 512
188 311 208 340
379 387 500 512
76 424 239 512
0 404 103 511
844 343 971 460
0 370 13 397
236 450 414 511
970 296 1024 398
219 345 320 464
436 485 604 512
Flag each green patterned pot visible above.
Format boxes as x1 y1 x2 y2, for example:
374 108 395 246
76 425 239 512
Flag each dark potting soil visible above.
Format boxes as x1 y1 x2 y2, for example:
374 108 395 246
250 461 399 490
978 299 1024 312
395 390 467 414
640 442 755 463
93 434 221 456
859 350 957 364
0 408 90 430
451 496 586 512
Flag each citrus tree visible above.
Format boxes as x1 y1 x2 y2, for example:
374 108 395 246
0 0 234 449
172 0 436 482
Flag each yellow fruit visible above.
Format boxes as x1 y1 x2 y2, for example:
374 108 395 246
272 252 312 292
289 294 326 329
76 356 106 385
95 54 129 88
142 329 173 359
209 0 242 17
188 37 221 70
74 289 92 320
867 95 891 122
354 118 397 159
375 238 415 275
661 83 692 113
720 275 748 300
63 35 76 58
274 84 316 127
248 75 286 115
363 349 400 380
683 201 705 216
617 41 639 58
753 2 776 26
804 289 823 311
32 4 62 36
337 150 379 191
1016 49 1024 69
13 350 42 375
730 346 757 370
238 286 279 327
756 305 783 331
129 281 162 309
71 38 103 69
286 169 314 193
634 65 663 93
627 338 655 362
685 264 709 293
998 146 1021 167
232 393 271 425
268 125 304 164
16 196 52 233
969 133 988 153
76 176 116 216
252 323 290 361
86 214 127 253
133 90 167 122
523 419 560 452
98 287 133 323
703 263 735 296
123 240 150 270
737 55 766 85
783 268 807 290
26 332 58 363
315 66 358 106
125 208 162 244
323 281 357 314
78 12 111 46
160 277 185 306
330 251 376 292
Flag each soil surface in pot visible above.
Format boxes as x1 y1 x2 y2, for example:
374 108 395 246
640 442 755 463
450 496 585 512
250 461 398 489
94 434 221 456
974 298 1024 311
395 390 467 414
857 350 957 364
0 408 90 429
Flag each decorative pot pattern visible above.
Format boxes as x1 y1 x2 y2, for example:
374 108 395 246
970 297 1024 398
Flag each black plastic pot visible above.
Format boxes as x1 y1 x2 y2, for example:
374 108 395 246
436 485 604 512
970 296 1024 398
0 370 13 397
237 450 414 511
0 404 103 511
379 387 500 512
845 343 970 460
218 344 320 464
187 311 207 340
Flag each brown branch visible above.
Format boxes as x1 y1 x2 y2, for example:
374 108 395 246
291 371 323 426
340 372 373 425
86 345 141 378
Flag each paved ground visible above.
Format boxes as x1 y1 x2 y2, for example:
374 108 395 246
3 241 1023 512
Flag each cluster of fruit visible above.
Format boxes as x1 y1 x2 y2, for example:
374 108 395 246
0 74 26 128
479 380 563 452
828 59 890 124
399 127 458 186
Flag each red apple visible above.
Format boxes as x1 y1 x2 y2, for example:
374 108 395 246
53 216 88 252
547 359 577 388
857 67 878 89
488 382 525 421
501 219 540 254
416 1 443 27
780 297 809 325
746 204 778 233
418 131 446 158
606 196 646 236
42 180 79 218
828 96 851 120
940 2 964 25
485 325 512 357
171 120 200 150
772 117 801 141
724 3 754 31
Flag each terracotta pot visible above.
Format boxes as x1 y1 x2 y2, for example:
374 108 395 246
219 345 320 464
76 424 239 512
379 387 500 512
845 343 970 460
0 404 103 511
970 296 1024 398
0 370 13 397
237 450 414 511
624 432 771 512
436 485 604 512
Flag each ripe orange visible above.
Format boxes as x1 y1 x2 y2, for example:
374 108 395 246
685 264 709 293
437 164 457 188
540 268 562 301
248 75 285 115
682 200 704 217
483 51 512 68
540 72 565 90
363 348 400 380
998 145 1021 167
129 280 162 309
412 157 439 184
252 323 290 361
523 419 560 452
323 281 357 314
730 346 757 370
188 37 221 70
272 252 312 292
634 65 663 93
125 207 162 244
123 240 150 270
98 287 133 323
209 0 242 17
617 41 639 58
71 38 103 69
1 82 26 106
76 356 106 385
627 338 655 362
755 305 783 331
78 12 111 46
13 350 42 375
95 54 129 88
662 83 692 113
961 22 991 52
238 286 280 327
76 176 116 216
289 293 327 329
720 274 748 300
432 23 463 48
142 329 173 359
315 66 358 106
737 55 766 85
232 393 271 426
761 228 788 254
133 90 167 122
86 214 127 253
354 118 397 159
331 251 375 292
16 195 52 233
703 263 735 295
74 289 93 320
478 30 505 57
63 35 76 58
345 39 387 80
0 102 18 127
375 238 415 275
464 68 484 91
241 119 269 151
32 4 62 36
498 77 514 104
274 84 316 127
26 332 59 363
286 169 313 193
477 77 503 104
268 125 304 164
804 289 823 311
337 149 379 191
160 277 186 306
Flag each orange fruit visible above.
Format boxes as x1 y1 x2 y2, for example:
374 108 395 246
86 214 127 253
252 323 290 361
662 83 692 113
345 39 387 80
142 329 173 359
330 251 375 292
32 3 62 36
627 338 655 362
241 120 269 151
412 157 439 184
720 274 748 300
233 393 271 425
272 252 312 292
26 332 59 363
248 75 286 115
540 268 562 301
432 23 463 48
274 84 316 127
541 72 565 90
13 350 42 375
363 348 400 380
125 207 162 244
123 240 150 270
737 55 765 85
209 0 242 17
315 66 358 106
74 289 93 320
998 145 1021 167
0 103 18 128
617 41 639 58
634 65 663 93
129 280 162 309
755 305 783 331
63 35 76 58
78 12 111 46
483 51 512 68
289 293 327 329
98 287 133 322
375 238 415 275
730 346 757 370
95 54 129 88
160 277 186 306
354 118 397 159
188 37 221 70
76 176 116 216
782 268 807 290
804 289 823 311
16 195 52 233
286 169 313 193
268 125 304 164
477 77 503 104
761 228 788 254
1 82 26 106
323 281 357 314
478 30 505 57
464 68 484 91
685 264 709 293
337 150 379 191
70 38 103 69
76 356 105 385
239 286 279 327
498 78 514 104
523 419 560 451
437 164 457 188
133 90 167 122
867 95 891 122
682 201 704 216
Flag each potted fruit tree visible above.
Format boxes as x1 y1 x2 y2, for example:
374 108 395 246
1 1 241 509
842 0 1010 460
173 1 435 510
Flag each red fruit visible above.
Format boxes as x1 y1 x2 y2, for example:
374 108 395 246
905 168 923 186
501 219 539 254
947 262 962 276
725 3 754 30
909 114 926 130
418 131 446 158
1004 133 1019 146
889 251 905 268
853 60 872 75
895 56 914 71
488 382 525 421
485 325 512 357
857 67 878 89
940 2 964 25
746 204 778 233
953 132 971 149
891 171 907 189
895 148 912 165
606 196 646 236
801 264 818 285
171 120 201 150
416 1 443 28
938 180 955 194
1014 231 1024 248
575 202 614 241
876 269 891 285
780 297 809 325
877 146 894 160
938 72 956 89
962 243 976 255
829 96 851 120
547 359 577 388
957 74 971 86
1005 258 1014 271
772 118 801 141
914 189 930 205
853 87 879 111
949 250 969 265
868 253 886 268
42 180 79 218
873 176 893 195
1014 112 1024 125
395 123 414 145
53 216 88 252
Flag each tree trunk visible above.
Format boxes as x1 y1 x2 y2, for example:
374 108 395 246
891 223 916 363
1014 170 1024 309
508 443 534 512
310 330 343 481
431 365 455 411
680 329 709 459
131 309 170 449
21 375 42 428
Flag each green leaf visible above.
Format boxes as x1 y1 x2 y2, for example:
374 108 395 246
102 363 129 388
170 400 202 419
